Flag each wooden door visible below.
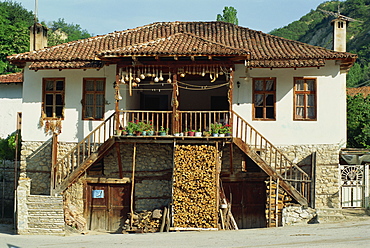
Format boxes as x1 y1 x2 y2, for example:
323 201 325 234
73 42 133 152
86 183 130 232
223 181 266 229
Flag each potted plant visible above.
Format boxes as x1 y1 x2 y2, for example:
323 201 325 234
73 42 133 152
195 129 202 137
219 124 231 137
188 130 195 136
126 121 136 136
210 123 222 137
159 126 168 136
144 120 154 136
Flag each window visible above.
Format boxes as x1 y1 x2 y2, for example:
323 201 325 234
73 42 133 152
253 78 276 120
43 78 65 119
82 78 105 120
294 78 316 121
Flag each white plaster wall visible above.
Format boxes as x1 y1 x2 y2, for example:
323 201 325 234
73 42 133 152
22 64 118 142
232 61 346 147
0 83 22 138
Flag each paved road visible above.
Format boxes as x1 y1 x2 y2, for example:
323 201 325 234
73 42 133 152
1 219 370 248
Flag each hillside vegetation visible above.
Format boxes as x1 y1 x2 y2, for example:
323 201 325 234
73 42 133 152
270 0 370 88
0 0 92 74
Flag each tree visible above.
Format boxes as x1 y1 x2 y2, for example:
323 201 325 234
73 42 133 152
347 94 370 148
0 0 34 74
47 18 92 46
216 6 238 25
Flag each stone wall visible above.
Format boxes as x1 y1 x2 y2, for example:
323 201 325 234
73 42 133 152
282 205 317 226
103 143 173 211
20 140 76 195
278 144 341 209
0 160 19 219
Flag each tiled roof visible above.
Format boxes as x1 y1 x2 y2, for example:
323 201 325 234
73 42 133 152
0 73 23 84
347 86 370 97
8 21 357 70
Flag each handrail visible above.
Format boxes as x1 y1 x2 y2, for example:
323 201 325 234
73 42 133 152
51 112 116 195
232 110 311 201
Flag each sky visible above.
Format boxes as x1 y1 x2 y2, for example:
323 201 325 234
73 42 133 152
17 0 331 36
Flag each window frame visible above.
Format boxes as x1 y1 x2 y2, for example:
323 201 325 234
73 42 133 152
252 77 276 121
293 77 317 121
42 78 65 120
82 78 106 121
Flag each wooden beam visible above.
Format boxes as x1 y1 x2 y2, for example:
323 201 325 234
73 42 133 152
130 143 137 229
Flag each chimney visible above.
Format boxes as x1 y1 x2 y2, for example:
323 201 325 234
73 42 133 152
30 23 48 51
332 17 347 52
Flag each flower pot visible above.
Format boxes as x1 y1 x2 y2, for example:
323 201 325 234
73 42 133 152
174 133 180 136
135 131 142 136
188 131 195 136
212 133 219 137
159 131 167 136
219 133 225 137
142 131 147 136
195 132 202 137
127 132 134 136
115 130 122 136
225 133 232 137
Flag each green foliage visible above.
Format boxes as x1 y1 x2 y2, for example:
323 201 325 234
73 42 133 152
0 131 20 160
46 18 92 46
347 94 370 148
270 0 370 88
216 6 238 25
0 1 92 73
0 0 33 74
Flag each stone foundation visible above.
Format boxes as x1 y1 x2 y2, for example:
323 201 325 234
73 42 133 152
278 144 341 209
282 205 317 226
0 160 19 219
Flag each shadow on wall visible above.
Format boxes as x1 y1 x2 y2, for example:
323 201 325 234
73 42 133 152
23 137 53 195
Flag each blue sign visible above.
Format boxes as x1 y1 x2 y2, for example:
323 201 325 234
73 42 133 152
92 190 104 198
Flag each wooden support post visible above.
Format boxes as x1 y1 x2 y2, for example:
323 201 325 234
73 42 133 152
216 142 220 226
275 178 279 227
50 132 58 195
130 143 137 229
268 177 272 227
228 69 234 135
310 151 317 208
172 73 179 134
115 67 121 131
115 143 123 179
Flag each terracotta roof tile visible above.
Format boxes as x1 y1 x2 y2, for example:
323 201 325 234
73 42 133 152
0 73 23 83
347 86 370 97
7 21 357 70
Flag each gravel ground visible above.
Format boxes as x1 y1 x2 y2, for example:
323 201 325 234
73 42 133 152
1 217 370 248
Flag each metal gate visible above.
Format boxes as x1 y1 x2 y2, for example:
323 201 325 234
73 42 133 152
340 164 369 208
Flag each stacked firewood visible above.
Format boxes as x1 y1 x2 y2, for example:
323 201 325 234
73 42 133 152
265 180 292 227
124 209 162 233
173 145 218 229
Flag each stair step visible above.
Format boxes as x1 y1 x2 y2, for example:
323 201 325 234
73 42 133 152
21 228 65 235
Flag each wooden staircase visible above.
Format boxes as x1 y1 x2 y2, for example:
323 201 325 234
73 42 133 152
51 112 117 195
232 111 311 207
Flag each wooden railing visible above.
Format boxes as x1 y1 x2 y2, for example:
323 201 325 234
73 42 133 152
178 111 230 132
232 111 311 202
118 110 173 132
51 112 116 194
118 110 230 134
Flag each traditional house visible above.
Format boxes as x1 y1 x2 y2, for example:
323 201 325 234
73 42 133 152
8 21 356 234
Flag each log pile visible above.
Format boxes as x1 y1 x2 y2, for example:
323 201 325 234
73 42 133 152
123 209 162 233
265 179 292 227
173 145 218 229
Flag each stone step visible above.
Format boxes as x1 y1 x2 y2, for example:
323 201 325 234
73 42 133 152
316 208 345 223
27 196 63 203
21 228 65 235
28 222 65 229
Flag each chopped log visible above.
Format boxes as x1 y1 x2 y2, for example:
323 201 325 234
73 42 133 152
173 145 218 229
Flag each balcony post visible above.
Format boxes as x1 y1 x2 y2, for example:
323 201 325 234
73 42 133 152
228 68 234 136
115 67 120 131
172 73 179 134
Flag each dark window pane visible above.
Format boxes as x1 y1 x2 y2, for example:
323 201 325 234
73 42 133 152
45 107 53 117
295 80 304 91
96 81 104 91
55 107 63 117
85 80 95 91
266 107 274 119
255 107 263 118
255 80 263 91
307 107 315 118
56 94 63 105
307 80 315 91
266 80 274 90
56 81 64 90
266 94 274 106
46 94 53 105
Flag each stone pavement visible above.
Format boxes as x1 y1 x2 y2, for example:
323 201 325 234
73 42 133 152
1 217 370 248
